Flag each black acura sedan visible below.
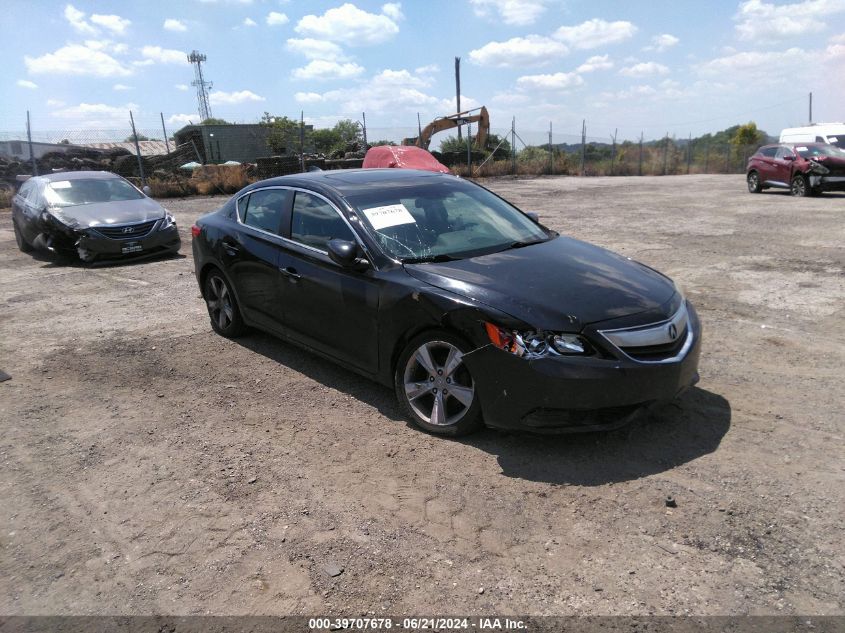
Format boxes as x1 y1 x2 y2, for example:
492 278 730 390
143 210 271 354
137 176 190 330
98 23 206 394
12 171 180 263
192 169 701 436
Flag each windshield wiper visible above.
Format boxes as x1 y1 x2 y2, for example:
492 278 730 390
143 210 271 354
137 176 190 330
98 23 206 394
507 238 548 249
403 253 460 264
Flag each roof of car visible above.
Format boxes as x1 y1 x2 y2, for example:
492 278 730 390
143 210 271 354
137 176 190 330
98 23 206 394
245 168 461 197
38 171 120 182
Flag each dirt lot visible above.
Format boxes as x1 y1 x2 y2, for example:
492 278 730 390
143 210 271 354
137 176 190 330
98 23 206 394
0 175 843 616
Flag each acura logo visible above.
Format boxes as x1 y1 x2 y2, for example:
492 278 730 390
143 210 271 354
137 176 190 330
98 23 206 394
668 323 678 340
122 227 135 234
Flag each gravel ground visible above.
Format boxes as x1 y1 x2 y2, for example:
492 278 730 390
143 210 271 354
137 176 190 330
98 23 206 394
0 174 843 616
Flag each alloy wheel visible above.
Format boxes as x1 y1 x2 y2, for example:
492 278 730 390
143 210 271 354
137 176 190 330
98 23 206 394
403 340 475 427
206 275 234 331
791 175 807 197
747 172 759 193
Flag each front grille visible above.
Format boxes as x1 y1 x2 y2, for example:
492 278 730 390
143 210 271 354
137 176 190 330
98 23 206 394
93 219 158 240
621 326 688 361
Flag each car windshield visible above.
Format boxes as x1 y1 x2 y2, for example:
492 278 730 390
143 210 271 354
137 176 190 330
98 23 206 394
794 144 845 158
346 179 551 262
44 177 144 207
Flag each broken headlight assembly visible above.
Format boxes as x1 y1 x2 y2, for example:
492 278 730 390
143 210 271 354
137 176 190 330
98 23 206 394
807 161 829 175
484 322 592 358
159 212 176 231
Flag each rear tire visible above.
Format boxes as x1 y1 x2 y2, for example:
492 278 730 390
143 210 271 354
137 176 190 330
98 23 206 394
746 171 762 193
790 174 810 197
204 269 245 338
13 219 33 253
394 330 483 437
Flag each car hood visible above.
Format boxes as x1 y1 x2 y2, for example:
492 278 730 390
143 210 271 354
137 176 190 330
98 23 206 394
403 236 677 331
50 197 165 228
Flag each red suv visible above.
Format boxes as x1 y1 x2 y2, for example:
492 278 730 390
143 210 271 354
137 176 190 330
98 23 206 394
746 143 845 196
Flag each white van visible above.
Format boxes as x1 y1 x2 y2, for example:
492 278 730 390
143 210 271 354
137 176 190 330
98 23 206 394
779 123 845 149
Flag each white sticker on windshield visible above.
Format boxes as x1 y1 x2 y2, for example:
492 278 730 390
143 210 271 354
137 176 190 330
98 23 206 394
828 137 838 142
51 180 72 189
363 204 416 230
796 146 808 152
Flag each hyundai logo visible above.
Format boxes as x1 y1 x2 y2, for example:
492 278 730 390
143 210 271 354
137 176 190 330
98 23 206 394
668 323 678 340
122 227 134 234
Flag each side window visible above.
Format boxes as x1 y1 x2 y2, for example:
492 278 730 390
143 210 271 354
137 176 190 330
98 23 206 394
17 180 34 200
290 191 354 251
242 189 288 235
815 136 826 143
759 147 778 158
775 146 793 160
237 194 249 222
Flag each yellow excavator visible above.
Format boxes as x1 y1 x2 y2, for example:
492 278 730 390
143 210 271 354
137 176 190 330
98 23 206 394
402 106 490 150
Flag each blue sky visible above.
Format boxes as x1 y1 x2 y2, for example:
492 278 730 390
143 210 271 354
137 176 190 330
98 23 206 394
2 0 844 144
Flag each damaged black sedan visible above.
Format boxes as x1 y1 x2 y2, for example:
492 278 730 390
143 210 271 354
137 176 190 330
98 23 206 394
192 169 701 436
12 171 180 263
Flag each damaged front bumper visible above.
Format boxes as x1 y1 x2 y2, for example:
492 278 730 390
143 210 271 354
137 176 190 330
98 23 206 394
34 216 181 263
808 174 845 192
462 304 702 433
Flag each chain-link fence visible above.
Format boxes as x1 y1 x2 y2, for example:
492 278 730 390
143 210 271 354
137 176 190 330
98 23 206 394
0 111 765 203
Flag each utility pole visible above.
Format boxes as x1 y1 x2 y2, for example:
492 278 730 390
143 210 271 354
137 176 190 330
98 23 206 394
26 110 37 176
511 117 516 175
455 57 462 141
299 110 305 172
129 110 146 187
160 112 170 154
361 112 367 146
188 50 213 122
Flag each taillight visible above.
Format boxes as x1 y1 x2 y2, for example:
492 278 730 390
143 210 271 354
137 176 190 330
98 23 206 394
191 225 201 238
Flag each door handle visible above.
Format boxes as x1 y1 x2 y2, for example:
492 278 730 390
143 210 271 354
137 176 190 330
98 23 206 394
279 266 301 280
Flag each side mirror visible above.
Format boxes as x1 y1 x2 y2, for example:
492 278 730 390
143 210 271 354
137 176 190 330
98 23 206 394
782 155 794 161
142 185 152 196
525 212 540 224
327 239 365 268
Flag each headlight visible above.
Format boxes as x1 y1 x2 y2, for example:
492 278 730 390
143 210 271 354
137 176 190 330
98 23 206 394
159 212 176 230
484 322 591 358
807 161 829 175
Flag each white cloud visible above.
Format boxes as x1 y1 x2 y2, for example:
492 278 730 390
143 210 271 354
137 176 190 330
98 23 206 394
242 17 257 27
64 4 97 35
292 60 365 80
175 84 189 91
17 79 38 89
295 3 401 46
577 54 613 72
554 18 637 50
516 72 584 91
697 48 804 75
469 0 546 26
90 13 131 35
734 0 845 41
415 64 439 75
167 113 197 126
209 89 266 105
285 38 346 60
469 35 568 67
381 2 403 20
619 61 670 77
267 11 289 26
47 99 65 107
139 46 188 65
113 83 132 91
646 33 679 52
164 18 187 32
25 43 132 77
52 102 138 127
294 92 325 103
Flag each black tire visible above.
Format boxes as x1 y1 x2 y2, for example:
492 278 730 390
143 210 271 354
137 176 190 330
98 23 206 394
394 329 483 437
790 174 810 197
13 219 33 253
204 269 245 338
746 171 762 193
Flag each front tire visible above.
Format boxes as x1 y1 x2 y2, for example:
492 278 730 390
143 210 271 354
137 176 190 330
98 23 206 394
13 219 33 253
394 330 483 437
791 174 810 197
204 269 245 338
747 171 762 193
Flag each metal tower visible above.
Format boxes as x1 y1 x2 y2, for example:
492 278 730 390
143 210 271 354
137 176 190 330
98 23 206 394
188 50 213 122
